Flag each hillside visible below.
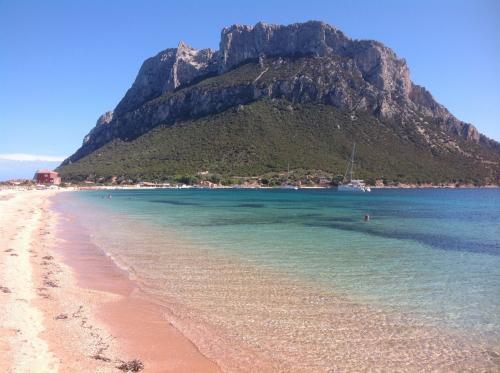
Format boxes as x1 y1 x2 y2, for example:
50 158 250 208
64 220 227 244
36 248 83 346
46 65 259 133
57 21 500 184
59 98 499 185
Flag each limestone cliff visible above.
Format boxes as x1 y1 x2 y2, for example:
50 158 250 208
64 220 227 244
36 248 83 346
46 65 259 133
65 21 499 166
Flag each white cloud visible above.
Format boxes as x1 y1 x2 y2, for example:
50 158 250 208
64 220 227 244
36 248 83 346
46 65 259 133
0 153 66 162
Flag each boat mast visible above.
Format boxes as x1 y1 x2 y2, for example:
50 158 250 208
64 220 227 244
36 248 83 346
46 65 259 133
343 143 356 183
350 143 355 181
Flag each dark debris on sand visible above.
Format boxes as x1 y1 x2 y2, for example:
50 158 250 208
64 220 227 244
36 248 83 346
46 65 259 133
0 286 11 293
92 354 111 363
486 350 500 359
44 280 59 288
55 313 68 320
117 359 144 372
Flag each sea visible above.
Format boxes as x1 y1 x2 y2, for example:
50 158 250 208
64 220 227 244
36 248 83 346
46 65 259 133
55 188 500 371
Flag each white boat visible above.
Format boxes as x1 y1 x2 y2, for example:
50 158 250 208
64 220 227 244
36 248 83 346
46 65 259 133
338 179 371 192
281 162 299 190
338 143 371 192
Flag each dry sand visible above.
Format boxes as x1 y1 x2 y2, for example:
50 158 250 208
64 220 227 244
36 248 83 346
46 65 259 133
0 189 220 372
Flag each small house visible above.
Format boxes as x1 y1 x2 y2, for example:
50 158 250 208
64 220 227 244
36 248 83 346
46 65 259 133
34 169 61 185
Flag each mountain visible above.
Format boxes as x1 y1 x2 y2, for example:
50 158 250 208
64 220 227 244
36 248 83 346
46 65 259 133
58 21 500 185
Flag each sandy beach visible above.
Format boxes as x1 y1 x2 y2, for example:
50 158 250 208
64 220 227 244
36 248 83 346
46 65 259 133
1 188 498 372
0 189 220 372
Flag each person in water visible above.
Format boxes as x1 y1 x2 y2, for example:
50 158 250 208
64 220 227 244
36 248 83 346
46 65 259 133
364 214 370 221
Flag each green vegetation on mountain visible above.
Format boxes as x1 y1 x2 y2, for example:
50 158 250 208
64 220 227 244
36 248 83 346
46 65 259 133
58 99 499 185
58 22 500 186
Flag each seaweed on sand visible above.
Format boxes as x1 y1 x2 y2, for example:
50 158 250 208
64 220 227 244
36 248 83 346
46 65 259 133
117 359 144 372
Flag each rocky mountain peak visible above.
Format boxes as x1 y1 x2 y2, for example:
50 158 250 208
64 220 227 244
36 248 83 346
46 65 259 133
162 41 216 92
65 21 499 168
114 21 415 120
219 20 347 70
113 48 177 116
83 111 113 145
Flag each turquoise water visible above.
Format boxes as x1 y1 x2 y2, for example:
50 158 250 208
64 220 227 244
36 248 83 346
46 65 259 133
60 188 500 370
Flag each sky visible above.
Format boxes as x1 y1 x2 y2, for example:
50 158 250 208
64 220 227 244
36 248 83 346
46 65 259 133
0 0 499 179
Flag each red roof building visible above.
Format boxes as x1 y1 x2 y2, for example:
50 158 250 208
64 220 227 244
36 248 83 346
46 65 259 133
34 169 61 185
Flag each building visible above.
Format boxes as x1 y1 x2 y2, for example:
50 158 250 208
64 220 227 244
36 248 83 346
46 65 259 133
34 169 61 185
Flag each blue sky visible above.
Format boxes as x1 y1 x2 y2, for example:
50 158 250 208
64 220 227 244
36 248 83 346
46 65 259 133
0 0 499 177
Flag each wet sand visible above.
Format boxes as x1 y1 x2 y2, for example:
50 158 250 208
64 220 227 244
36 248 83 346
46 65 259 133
54 203 220 372
0 189 219 372
1 188 498 372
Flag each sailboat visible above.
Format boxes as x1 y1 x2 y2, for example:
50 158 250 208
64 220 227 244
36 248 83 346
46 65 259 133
338 143 371 192
281 162 299 190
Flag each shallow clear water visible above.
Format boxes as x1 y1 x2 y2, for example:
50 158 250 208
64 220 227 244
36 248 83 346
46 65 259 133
59 188 500 370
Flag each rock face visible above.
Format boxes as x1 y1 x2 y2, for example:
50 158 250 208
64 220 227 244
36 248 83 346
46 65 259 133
83 111 113 145
113 41 218 117
113 48 177 116
219 22 348 69
163 41 217 92
64 21 498 165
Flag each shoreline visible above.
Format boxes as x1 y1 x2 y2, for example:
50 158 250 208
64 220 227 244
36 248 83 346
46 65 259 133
1 188 499 372
4 184 496 192
55 189 500 371
3 180 499 193
0 189 220 372
68 183 500 190
51 193 221 372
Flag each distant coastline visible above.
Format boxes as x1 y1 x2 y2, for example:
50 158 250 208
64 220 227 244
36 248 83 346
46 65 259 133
1 179 499 192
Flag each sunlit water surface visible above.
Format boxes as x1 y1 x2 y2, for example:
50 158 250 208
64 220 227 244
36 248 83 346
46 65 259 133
57 189 500 371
